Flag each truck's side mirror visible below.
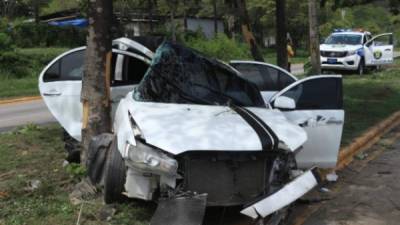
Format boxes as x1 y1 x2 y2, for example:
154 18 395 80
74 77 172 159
273 96 296 110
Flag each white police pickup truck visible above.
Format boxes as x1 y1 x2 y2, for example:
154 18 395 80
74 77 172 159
320 29 394 75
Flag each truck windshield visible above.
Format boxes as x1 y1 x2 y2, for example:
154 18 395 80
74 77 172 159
324 34 362 45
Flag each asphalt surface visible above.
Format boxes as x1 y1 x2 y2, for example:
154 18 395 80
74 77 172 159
0 99 56 132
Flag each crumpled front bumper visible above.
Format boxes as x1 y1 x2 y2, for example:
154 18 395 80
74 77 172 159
241 168 320 219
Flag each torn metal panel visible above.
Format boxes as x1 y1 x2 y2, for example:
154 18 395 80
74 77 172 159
240 169 319 219
124 168 158 200
150 194 207 225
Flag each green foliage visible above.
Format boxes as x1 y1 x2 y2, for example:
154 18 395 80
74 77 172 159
185 33 251 61
41 0 80 15
319 3 398 46
10 22 86 48
0 48 67 79
65 163 86 180
0 20 14 51
0 32 13 51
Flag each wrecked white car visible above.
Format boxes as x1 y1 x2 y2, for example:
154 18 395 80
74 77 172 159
39 39 344 224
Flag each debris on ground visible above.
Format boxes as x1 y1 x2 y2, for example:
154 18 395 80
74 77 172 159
0 191 9 199
98 205 117 221
69 178 97 205
319 187 331 193
354 152 368 160
326 172 338 182
24 179 41 191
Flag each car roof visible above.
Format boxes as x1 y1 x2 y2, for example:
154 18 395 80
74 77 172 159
332 32 364 35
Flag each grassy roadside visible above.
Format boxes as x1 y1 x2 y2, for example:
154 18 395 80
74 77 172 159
0 48 67 99
0 125 153 225
341 62 400 144
0 77 39 99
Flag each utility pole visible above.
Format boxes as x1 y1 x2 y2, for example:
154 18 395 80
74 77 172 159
308 0 321 74
276 0 288 70
81 0 113 163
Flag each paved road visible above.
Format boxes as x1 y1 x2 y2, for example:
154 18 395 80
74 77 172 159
291 63 304 75
0 99 56 132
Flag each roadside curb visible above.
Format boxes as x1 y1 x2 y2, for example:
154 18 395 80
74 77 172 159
0 96 42 105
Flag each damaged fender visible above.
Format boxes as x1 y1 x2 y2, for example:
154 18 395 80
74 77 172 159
241 169 320 219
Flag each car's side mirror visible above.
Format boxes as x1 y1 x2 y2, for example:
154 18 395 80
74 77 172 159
273 96 296 110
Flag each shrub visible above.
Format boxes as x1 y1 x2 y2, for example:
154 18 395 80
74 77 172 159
0 20 14 51
0 33 13 51
0 48 67 79
184 33 251 61
10 22 86 48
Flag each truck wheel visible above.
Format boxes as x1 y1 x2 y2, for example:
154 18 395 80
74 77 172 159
63 129 81 163
103 137 127 204
357 58 365 75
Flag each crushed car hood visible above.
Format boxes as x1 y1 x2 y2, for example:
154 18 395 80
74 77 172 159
126 97 307 155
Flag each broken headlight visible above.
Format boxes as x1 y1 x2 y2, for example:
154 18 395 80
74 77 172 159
125 141 178 177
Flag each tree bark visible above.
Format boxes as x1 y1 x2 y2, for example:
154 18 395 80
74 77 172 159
213 0 218 37
183 0 188 31
81 0 113 164
235 0 264 62
34 2 40 24
148 0 154 33
276 0 288 70
308 0 321 74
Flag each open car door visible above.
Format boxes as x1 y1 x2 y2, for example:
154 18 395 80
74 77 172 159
39 48 151 141
229 61 297 104
270 75 344 169
364 33 394 66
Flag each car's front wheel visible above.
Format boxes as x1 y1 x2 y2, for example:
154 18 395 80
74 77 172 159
103 137 127 204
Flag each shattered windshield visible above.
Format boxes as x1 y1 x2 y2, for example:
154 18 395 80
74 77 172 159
133 42 265 107
324 34 362 45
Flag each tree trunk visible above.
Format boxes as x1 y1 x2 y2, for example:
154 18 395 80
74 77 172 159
213 0 218 37
183 0 188 31
170 3 176 42
81 0 113 164
34 2 40 24
276 0 288 70
148 0 154 33
235 0 264 62
308 0 321 74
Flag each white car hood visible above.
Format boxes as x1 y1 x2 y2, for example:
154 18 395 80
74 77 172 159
125 98 307 155
320 44 362 52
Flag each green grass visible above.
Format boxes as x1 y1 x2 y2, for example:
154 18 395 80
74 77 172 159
263 48 309 65
341 63 400 145
0 48 67 99
0 77 39 99
0 125 153 225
